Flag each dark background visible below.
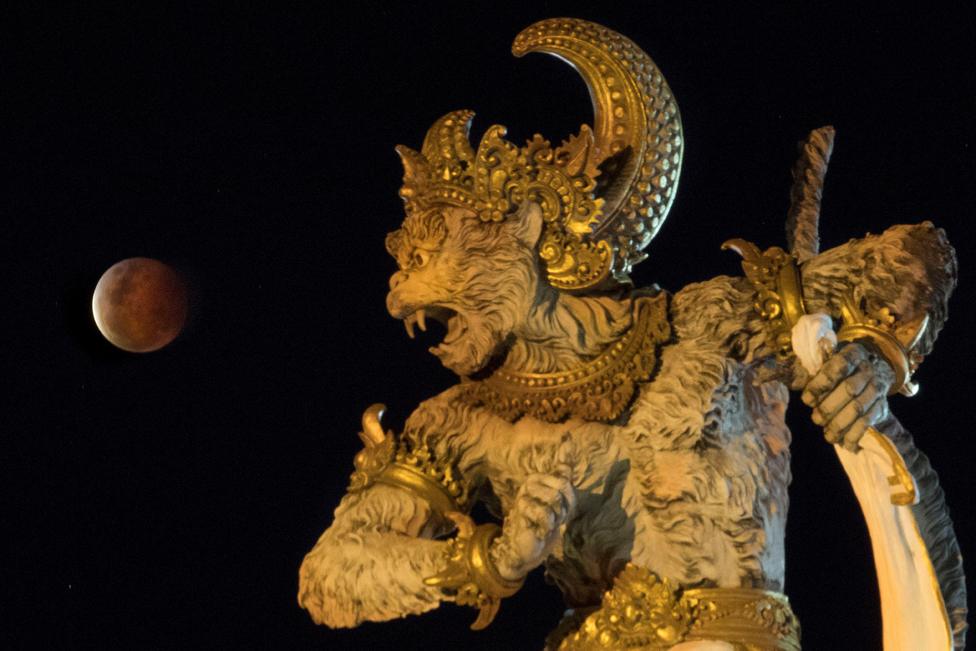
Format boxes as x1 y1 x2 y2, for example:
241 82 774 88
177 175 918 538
7 2 976 649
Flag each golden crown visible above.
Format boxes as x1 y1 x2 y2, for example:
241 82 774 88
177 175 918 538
395 18 683 291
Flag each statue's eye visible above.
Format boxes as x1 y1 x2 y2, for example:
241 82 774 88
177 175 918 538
411 250 431 269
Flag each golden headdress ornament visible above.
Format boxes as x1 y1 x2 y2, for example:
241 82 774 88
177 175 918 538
396 18 683 291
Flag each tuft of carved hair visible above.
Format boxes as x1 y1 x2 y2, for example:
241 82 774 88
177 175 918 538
800 221 957 359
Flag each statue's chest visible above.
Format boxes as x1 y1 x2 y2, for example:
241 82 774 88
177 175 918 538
466 339 763 512
472 416 625 514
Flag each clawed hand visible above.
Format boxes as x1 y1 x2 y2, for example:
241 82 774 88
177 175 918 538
801 342 895 451
489 435 578 582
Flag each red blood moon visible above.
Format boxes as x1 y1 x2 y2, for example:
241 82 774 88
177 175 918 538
92 258 188 353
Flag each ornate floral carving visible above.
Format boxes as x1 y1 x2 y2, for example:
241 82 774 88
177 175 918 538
558 564 801 650
558 565 696 650
722 239 806 360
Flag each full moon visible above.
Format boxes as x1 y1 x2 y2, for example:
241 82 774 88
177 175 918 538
92 258 188 353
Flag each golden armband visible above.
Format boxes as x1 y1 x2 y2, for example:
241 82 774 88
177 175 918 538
423 512 524 631
347 404 470 515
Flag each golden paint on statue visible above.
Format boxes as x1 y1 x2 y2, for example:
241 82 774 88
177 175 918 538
298 16 966 651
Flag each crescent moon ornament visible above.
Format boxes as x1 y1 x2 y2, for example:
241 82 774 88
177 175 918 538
393 19 683 293
513 18 684 282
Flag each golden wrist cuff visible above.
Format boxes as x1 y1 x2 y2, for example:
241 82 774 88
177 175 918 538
423 513 525 630
836 324 910 396
467 522 524 599
373 463 462 515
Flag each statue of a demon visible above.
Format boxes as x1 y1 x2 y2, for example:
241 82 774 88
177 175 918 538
298 18 966 650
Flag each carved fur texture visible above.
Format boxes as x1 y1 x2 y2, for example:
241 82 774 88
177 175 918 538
300 211 963 647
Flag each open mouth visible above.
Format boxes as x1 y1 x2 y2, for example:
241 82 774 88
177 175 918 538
402 305 467 355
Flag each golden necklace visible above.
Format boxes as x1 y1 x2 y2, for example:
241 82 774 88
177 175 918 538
460 293 671 423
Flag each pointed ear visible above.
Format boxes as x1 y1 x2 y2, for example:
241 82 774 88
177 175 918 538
510 201 544 249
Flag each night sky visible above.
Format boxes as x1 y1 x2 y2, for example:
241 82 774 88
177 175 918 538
8 3 976 649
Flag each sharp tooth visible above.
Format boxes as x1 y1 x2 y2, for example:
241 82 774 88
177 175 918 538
416 308 427 331
405 318 416 339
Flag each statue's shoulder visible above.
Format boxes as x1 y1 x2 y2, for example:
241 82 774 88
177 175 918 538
667 275 760 349
403 384 491 452
407 384 481 428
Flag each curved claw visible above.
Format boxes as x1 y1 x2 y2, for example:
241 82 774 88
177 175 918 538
423 565 469 588
443 510 475 537
721 238 762 261
359 403 389 446
470 598 501 630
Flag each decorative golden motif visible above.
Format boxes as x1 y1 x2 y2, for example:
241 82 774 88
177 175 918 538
459 293 671 422
347 403 396 492
721 239 806 360
395 18 683 291
397 112 611 290
513 19 684 283
558 564 800 651
348 404 470 514
423 512 524 630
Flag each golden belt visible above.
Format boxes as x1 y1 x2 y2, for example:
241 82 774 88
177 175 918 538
556 564 800 651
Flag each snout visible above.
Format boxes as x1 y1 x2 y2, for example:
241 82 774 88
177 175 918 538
386 271 409 318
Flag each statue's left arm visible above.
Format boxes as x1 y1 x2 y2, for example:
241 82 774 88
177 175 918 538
727 220 966 649
795 221 966 649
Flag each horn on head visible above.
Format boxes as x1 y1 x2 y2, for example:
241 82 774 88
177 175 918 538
512 18 683 281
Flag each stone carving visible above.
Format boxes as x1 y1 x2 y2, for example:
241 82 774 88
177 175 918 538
298 18 965 650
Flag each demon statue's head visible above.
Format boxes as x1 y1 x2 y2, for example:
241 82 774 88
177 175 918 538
385 18 683 376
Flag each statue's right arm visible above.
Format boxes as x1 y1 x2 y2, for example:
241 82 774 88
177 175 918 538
298 388 480 628
297 481 453 628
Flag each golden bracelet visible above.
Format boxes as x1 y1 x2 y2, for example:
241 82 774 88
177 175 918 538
348 404 470 513
424 512 525 630
836 324 910 396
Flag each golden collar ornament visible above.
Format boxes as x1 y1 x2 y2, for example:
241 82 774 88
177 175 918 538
460 293 671 423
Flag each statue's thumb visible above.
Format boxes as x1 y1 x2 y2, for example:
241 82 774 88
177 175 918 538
554 433 578 483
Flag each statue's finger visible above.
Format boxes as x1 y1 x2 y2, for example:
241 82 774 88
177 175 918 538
554 434 578 480
801 344 862 404
812 387 851 426
556 477 577 516
811 359 874 424
529 474 576 518
826 390 879 448
521 484 563 512
842 400 888 452
522 500 557 535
